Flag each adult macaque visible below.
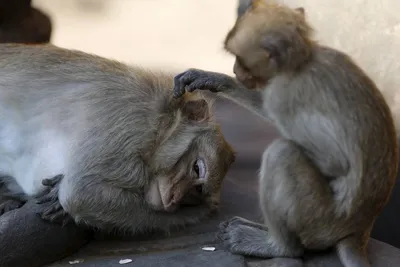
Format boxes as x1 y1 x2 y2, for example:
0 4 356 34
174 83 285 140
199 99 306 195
173 0 398 266
0 43 235 235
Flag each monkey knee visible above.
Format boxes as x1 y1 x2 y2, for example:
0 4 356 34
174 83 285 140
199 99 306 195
261 139 300 170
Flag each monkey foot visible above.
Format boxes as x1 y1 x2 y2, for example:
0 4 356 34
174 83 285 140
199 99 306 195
35 174 73 226
218 216 303 258
218 216 269 231
0 199 24 215
218 217 272 258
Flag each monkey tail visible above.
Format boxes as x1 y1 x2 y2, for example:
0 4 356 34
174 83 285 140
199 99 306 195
336 237 371 267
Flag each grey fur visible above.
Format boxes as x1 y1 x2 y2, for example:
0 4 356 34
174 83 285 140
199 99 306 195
0 43 235 235
173 1 398 267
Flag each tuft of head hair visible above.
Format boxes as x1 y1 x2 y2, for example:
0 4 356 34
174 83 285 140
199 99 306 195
224 0 315 78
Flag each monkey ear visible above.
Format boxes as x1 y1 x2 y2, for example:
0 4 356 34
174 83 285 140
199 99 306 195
295 7 305 17
182 99 210 122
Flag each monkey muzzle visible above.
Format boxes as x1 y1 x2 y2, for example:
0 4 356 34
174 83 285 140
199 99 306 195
146 175 209 213
233 60 266 89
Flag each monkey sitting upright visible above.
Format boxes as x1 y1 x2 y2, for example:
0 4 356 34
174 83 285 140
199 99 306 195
173 0 398 266
0 43 235 235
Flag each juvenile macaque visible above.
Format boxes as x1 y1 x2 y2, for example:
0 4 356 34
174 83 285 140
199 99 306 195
173 0 398 266
0 43 235 235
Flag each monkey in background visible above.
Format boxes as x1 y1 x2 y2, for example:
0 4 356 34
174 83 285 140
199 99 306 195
0 43 235 235
173 0 398 266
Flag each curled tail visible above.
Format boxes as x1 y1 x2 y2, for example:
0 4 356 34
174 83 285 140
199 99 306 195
336 236 370 267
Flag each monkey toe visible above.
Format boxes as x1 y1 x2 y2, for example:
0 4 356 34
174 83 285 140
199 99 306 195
0 199 24 215
225 216 269 231
218 216 248 230
218 220 231 232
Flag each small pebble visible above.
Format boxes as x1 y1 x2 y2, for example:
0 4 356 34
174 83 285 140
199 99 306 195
202 246 216 251
119 259 133 264
69 259 84 264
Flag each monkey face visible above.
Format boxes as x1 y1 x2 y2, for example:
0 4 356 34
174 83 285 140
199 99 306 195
146 158 209 213
233 56 271 89
225 1 308 89
145 128 235 214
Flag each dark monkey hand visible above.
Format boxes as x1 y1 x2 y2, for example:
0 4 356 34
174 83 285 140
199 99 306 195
36 174 73 226
173 68 236 98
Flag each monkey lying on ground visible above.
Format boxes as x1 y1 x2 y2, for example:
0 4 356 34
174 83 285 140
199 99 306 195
0 43 235 235
173 0 398 266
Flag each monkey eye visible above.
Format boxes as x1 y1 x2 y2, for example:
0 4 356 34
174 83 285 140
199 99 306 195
193 159 206 179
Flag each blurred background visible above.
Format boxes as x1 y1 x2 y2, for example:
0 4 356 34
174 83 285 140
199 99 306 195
32 0 237 74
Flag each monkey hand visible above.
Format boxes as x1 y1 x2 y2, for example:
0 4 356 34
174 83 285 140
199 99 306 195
35 174 73 226
173 68 236 98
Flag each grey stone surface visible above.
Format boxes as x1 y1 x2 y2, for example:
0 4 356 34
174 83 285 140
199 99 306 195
50 248 246 267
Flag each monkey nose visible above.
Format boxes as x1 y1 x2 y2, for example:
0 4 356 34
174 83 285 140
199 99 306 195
194 184 203 194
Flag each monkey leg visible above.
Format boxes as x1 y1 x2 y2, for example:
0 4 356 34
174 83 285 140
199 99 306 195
219 138 340 258
0 180 26 215
0 199 24 215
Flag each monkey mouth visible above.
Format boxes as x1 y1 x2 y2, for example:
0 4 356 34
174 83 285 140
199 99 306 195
239 76 266 89
161 179 192 213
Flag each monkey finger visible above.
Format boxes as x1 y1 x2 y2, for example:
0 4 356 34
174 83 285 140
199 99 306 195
173 72 188 98
41 202 62 217
186 79 206 92
35 195 52 204
35 191 57 203
42 174 64 187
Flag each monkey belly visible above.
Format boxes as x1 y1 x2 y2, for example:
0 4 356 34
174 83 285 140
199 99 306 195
10 135 70 197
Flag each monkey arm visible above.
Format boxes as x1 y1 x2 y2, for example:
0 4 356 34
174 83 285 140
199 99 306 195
57 175 213 234
173 69 266 120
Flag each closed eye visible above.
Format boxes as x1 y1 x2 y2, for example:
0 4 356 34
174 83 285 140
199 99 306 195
236 56 251 71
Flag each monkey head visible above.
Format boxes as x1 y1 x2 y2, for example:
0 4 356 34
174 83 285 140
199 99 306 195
145 95 236 215
224 0 311 89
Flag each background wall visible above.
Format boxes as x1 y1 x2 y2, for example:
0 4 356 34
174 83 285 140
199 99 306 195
32 0 400 127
